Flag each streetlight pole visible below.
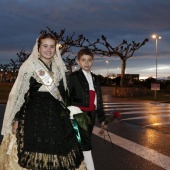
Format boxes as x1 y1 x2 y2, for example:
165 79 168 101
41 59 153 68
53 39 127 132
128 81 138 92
106 60 109 84
152 34 161 79
152 34 161 99
155 38 158 79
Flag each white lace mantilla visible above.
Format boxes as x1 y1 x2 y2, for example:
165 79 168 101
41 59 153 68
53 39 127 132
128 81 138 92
0 37 79 170
1 59 64 136
1 38 67 136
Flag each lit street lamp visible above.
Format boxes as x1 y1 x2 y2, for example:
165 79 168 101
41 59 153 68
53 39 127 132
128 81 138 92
106 60 109 84
117 67 120 75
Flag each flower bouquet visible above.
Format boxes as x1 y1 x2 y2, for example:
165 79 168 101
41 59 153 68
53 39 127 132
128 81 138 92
99 111 121 136
67 106 91 136
104 111 121 125
98 111 121 148
67 106 83 120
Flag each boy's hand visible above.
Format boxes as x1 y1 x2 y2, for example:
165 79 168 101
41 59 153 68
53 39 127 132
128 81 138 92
101 122 107 130
12 121 18 135
99 122 107 135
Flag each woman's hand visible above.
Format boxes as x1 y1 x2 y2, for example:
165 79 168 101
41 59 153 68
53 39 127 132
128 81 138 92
12 121 18 135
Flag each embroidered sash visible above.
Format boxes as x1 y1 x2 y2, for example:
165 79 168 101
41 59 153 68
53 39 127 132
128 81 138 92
35 61 64 102
35 61 83 144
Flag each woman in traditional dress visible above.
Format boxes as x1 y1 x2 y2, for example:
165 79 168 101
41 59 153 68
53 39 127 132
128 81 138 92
0 33 84 170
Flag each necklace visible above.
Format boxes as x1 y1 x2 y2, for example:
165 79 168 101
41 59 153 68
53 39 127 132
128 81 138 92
38 58 54 77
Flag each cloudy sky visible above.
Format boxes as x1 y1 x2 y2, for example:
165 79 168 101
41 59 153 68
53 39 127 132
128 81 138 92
0 0 170 79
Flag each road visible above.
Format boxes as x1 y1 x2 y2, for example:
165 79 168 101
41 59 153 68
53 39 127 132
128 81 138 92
0 96 170 170
92 95 170 170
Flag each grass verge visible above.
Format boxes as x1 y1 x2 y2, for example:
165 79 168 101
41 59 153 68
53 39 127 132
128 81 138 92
0 83 13 103
0 83 170 103
133 89 170 102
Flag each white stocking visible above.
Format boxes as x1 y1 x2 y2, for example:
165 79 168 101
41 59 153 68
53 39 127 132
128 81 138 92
83 150 95 170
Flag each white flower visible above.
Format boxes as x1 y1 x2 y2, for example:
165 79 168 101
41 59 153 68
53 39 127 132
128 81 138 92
67 106 83 119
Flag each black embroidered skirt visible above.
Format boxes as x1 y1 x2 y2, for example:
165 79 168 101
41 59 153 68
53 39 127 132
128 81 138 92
16 92 83 170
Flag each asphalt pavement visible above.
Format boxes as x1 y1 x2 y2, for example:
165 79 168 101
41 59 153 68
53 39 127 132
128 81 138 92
1 96 170 170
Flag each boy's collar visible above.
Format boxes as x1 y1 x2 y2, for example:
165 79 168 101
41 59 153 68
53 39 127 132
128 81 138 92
82 69 91 75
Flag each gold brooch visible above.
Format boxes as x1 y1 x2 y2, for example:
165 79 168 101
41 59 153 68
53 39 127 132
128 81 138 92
39 69 45 76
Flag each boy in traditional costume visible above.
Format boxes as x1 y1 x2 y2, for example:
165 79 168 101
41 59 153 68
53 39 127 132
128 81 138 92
68 48 107 170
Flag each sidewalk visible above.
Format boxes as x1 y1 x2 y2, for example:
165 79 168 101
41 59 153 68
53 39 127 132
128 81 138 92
1 94 166 105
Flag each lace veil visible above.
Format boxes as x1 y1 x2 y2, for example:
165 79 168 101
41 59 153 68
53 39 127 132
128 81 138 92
0 37 87 170
1 37 67 136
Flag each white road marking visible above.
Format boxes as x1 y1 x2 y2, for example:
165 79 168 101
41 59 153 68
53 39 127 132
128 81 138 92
105 109 170 113
119 110 170 114
104 103 170 108
104 102 149 105
104 102 170 106
143 121 170 127
104 102 170 127
120 114 170 121
104 104 143 106
93 126 170 170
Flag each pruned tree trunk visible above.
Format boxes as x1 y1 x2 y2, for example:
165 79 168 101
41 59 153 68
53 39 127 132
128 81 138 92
120 59 126 86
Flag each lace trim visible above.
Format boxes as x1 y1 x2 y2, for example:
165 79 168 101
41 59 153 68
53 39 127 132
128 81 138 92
1 61 32 135
0 134 85 170
1 59 63 135
0 134 27 170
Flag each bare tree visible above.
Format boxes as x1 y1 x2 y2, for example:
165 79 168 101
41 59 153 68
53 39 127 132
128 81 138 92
95 36 149 86
62 56 77 73
16 50 30 66
1 28 148 86
0 64 10 82
47 28 149 86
